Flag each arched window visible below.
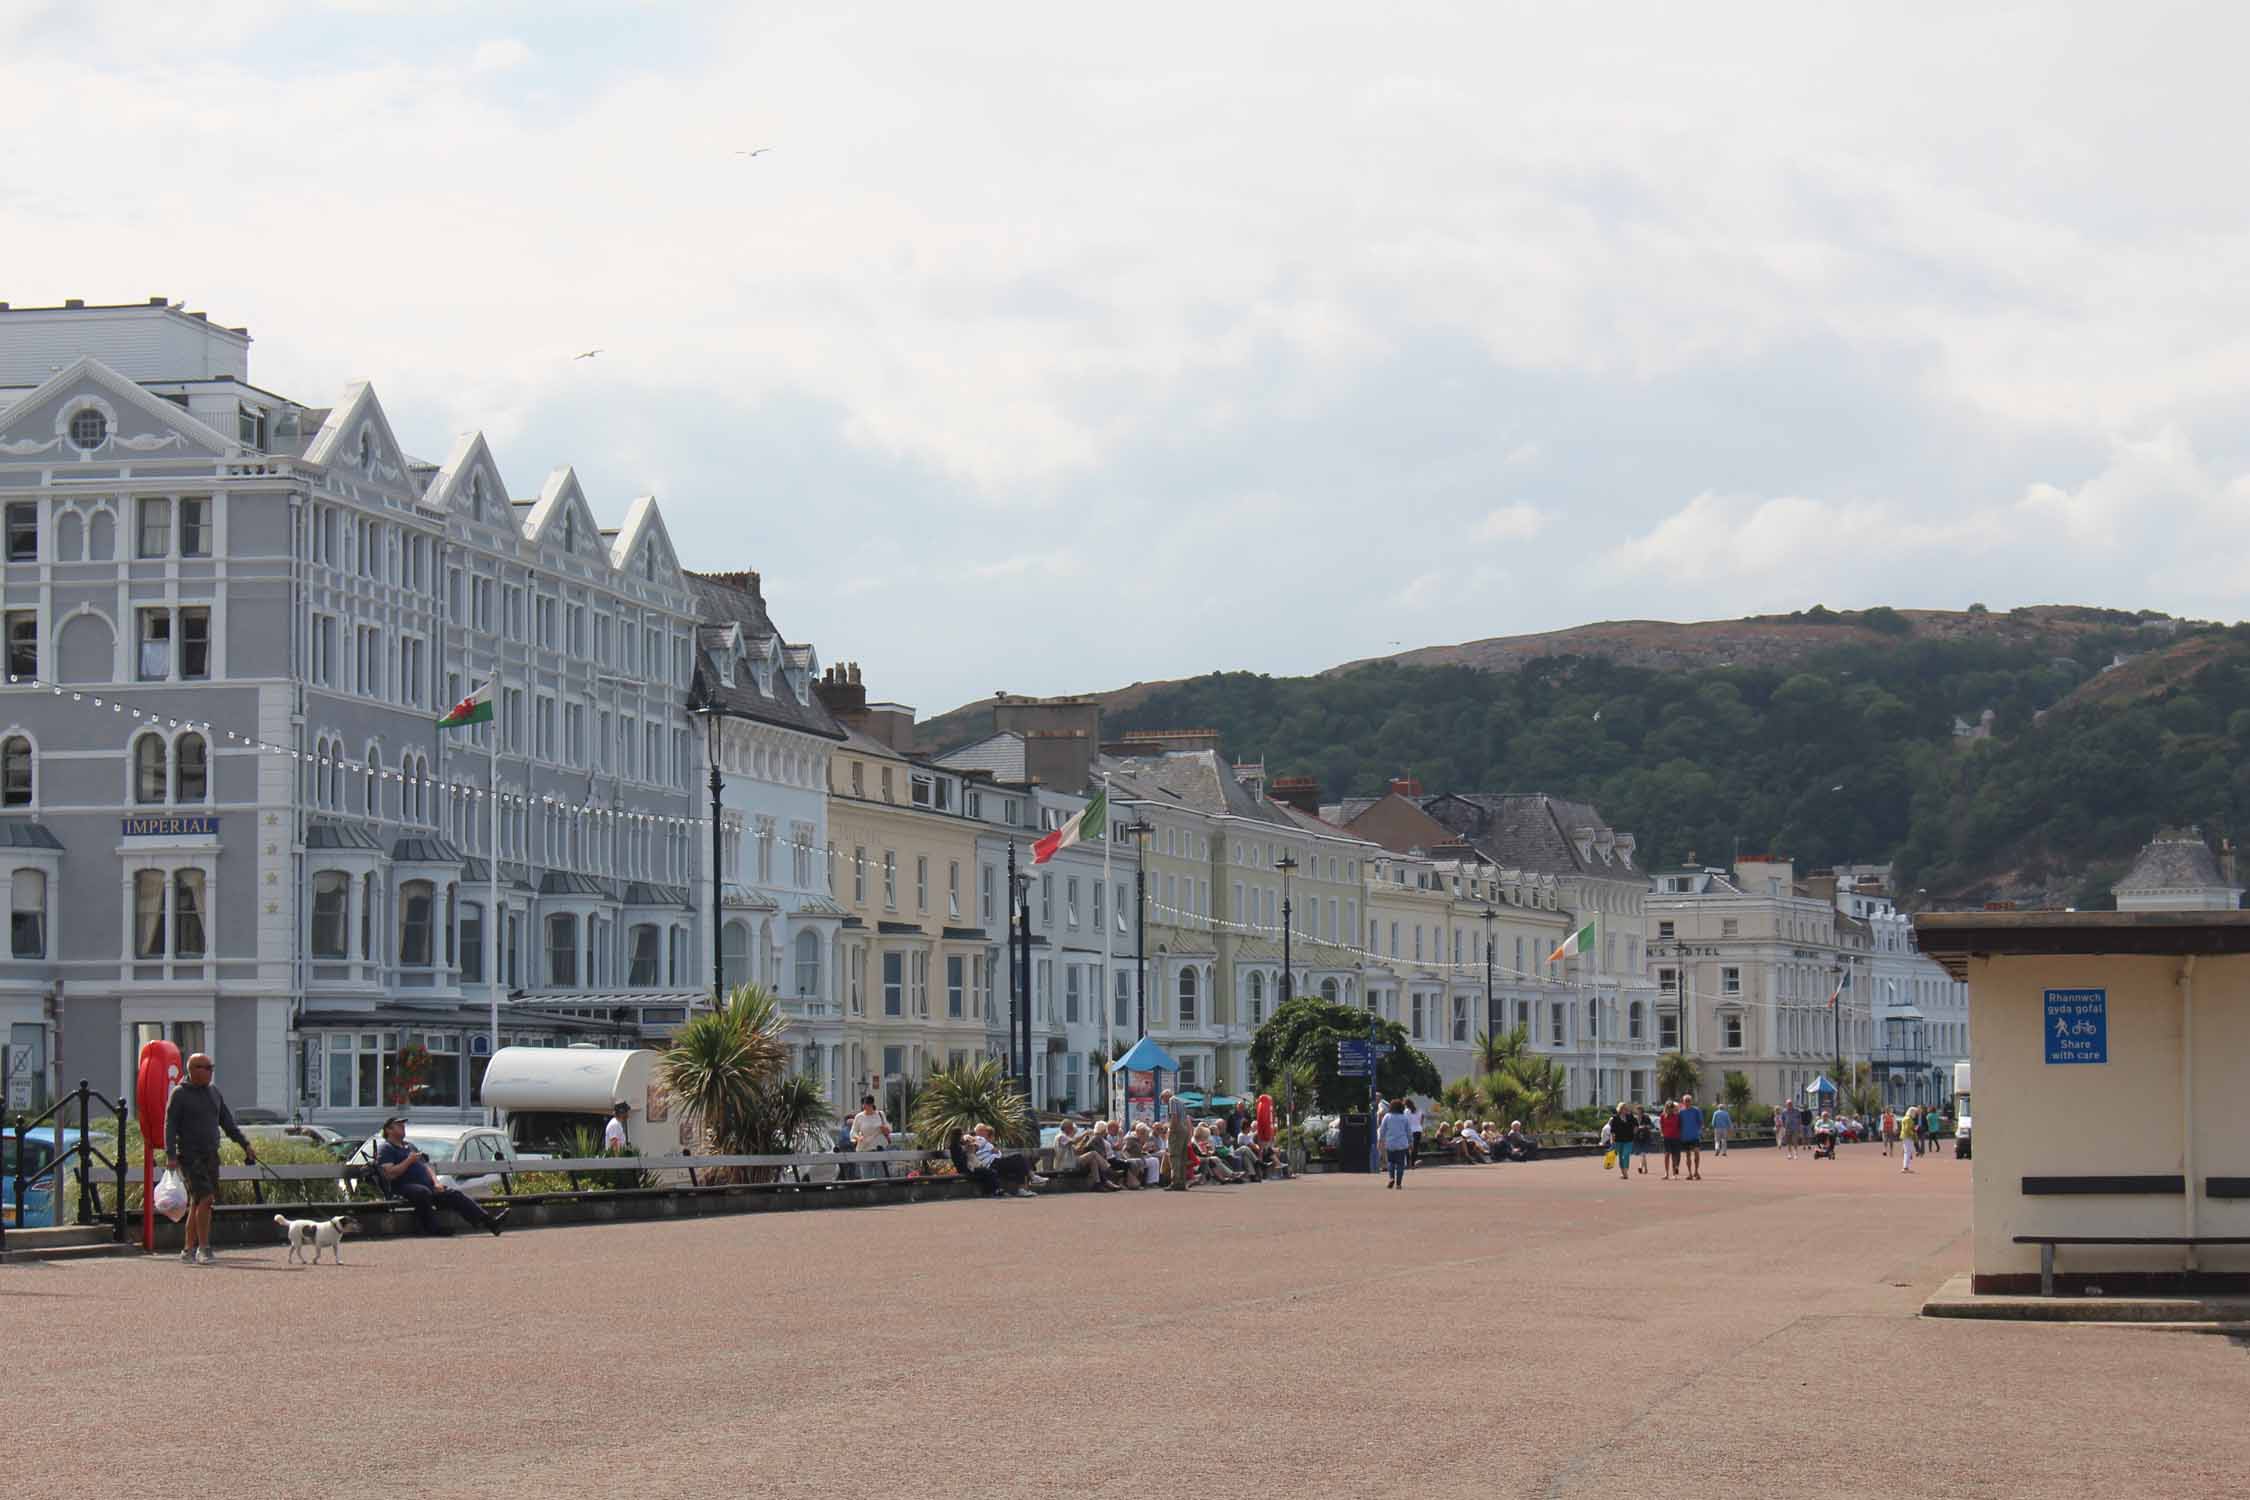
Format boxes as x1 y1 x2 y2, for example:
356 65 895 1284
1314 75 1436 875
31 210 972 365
628 922 661 986
794 928 820 998
175 733 207 802
1177 965 1198 1025
1 735 31 806
133 734 167 804
328 739 345 811
399 879 434 966
720 919 751 992
12 868 46 957
1320 977 1339 1002
363 744 381 816
310 871 348 958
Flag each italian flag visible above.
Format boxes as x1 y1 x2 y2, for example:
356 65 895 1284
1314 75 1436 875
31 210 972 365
1828 973 1845 1009
1031 787 1105 865
437 680 494 729
1548 919 1594 964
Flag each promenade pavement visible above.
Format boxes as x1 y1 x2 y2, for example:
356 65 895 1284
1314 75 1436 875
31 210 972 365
6 1141 2245 1497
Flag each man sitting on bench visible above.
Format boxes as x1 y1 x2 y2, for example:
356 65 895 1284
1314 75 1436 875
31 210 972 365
1499 1121 1538 1162
374 1116 508 1238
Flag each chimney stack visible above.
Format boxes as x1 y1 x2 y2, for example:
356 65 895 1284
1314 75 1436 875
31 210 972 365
1389 775 1423 798
1270 774 1322 815
816 660 869 720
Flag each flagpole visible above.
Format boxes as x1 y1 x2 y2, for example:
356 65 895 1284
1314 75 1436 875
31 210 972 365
1101 772 1113 1116
487 697 502 1125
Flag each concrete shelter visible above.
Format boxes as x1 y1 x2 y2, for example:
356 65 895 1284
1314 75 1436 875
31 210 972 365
1916 910 2250 1293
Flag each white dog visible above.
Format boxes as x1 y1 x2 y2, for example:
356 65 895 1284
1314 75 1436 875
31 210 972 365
274 1213 358 1265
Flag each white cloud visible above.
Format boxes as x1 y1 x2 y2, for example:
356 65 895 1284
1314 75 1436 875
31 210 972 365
7 4 2250 708
1475 503 1548 542
470 37 530 73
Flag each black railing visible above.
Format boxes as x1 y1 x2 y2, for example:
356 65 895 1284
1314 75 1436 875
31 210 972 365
3 1080 130 1253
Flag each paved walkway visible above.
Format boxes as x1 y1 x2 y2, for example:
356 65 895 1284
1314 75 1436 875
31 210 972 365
7 1143 2245 1496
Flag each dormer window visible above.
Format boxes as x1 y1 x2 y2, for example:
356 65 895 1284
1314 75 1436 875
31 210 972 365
717 654 736 688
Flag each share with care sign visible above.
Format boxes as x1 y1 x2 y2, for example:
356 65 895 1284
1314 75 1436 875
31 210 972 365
2043 988 2107 1065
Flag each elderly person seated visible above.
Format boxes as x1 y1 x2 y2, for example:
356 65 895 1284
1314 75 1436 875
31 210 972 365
1216 1128 1261 1182
1499 1120 1538 1162
1453 1120 1493 1163
1053 1118 1120 1192
1123 1124 1163 1186
1191 1126 1244 1184
974 1123 1042 1197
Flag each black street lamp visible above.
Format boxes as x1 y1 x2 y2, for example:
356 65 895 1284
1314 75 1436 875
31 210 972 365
1122 820 1153 1037
1009 846 1034 1103
1480 904 1498 1067
699 707 725 1005
1277 853 1297 1003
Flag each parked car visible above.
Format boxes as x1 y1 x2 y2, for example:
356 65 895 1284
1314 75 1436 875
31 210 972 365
339 1124 520 1199
241 1122 350 1158
1 1127 88 1228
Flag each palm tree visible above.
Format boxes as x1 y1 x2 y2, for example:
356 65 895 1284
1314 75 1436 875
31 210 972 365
1655 1051 1700 1103
1439 1077 1483 1120
1494 1055 1567 1127
656 984 824 1180
910 1058 1032 1156
1473 1025 1529 1078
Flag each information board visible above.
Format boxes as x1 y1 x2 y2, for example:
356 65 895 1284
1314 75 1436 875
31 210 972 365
2043 988 2106 1065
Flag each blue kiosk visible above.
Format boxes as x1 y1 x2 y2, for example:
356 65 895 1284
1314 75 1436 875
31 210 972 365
1106 1036 1178 1130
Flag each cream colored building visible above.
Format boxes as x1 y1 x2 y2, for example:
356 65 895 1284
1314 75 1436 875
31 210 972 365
822 703 990 1115
1647 859 1872 1107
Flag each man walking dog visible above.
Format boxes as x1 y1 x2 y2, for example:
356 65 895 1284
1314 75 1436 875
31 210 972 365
164 1052 255 1265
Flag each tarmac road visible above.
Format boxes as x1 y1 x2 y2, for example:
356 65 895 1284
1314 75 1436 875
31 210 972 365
7 1142 2244 1497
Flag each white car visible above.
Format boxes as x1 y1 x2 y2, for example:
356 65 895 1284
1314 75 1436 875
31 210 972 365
341 1124 521 1199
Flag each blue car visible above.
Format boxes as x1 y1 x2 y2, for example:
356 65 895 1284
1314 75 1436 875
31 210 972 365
1 1127 88 1229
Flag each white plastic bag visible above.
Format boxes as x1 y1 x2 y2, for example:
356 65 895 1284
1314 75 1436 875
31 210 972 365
153 1168 189 1222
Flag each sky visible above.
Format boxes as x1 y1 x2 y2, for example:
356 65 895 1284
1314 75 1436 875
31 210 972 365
7 2 2249 714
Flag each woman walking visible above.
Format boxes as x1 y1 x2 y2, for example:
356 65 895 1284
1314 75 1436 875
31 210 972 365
1900 1104 1919 1172
1607 1101 1637 1181
1379 1097 1415 1188
1659 1099 1683 1180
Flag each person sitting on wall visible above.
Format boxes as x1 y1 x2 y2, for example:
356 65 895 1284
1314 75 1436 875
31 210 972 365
971 1122 1042 1197
1052 1118 1119 1191
373 1117 508 1238
1500 1121 1538 1162
947 1132 1006 1198
1453 1120 1492 1163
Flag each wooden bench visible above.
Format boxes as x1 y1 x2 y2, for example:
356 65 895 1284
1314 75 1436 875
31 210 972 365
2012 1234 2250 1296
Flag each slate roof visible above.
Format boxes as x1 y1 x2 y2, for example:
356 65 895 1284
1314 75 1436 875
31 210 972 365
937 731 1028 781
0 819 62 850
1413 793 1638 881
306 819 383 852
684 572 846 742
391 835 465 864
1099 748 1297 830
2116 827 2235 892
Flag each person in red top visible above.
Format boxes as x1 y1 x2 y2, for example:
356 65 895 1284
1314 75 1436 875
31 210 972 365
1659 1099 1684 1179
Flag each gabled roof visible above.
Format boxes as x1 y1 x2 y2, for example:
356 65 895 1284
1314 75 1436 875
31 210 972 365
420 431 513 524
609 494 682 584
1101 748 1297 829
0 355 235 461
937 731 1029 781
302 381 415 490
522 465 602 552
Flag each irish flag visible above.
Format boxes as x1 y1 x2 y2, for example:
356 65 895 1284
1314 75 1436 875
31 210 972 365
1547 919 1594 964
1032 787 1106 865
437 680 494 729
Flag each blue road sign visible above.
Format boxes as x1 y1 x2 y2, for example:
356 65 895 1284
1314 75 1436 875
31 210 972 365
2043 988 2106 1064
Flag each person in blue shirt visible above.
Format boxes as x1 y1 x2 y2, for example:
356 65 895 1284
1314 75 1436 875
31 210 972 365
1677 1094 1705 1181
1378 1098 1416 1188
1709 1103 1732 1156
373 1117 509 1238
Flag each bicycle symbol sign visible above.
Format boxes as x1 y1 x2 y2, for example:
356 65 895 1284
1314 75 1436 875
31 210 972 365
2043 988 2106 1065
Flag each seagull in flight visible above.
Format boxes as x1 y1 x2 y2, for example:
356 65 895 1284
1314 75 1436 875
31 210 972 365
735 147 772 157
574 349 603 360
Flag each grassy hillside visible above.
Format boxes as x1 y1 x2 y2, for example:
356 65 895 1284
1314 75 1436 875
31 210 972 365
1093 613 2250 907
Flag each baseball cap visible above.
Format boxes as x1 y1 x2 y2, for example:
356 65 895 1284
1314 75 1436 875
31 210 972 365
382 1115 409 1130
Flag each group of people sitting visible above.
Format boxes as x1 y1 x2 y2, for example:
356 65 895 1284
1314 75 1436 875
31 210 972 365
945 1111 1285 1198
1431 1117 1540 1164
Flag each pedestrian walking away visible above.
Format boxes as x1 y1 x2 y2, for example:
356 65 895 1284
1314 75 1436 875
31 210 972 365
1659 1099 1683 1179
164 1052 255 1265
1607 1101 1636 1181
1677 1093 1704 1180
1709 1102 1731 1156
1378 1097 1415 1187
1633 1106 1655 1173
1403 1096 1423 1168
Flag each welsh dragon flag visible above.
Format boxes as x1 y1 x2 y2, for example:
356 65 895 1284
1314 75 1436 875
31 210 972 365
1547 919 1595 964
1032 787 1106 865
437 679 494 729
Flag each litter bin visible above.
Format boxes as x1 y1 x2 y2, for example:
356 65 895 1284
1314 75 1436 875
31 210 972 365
1336 1112 1371 1172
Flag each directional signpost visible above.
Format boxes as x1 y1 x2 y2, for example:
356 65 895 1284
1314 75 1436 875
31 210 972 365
1336 1026 1395 1172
